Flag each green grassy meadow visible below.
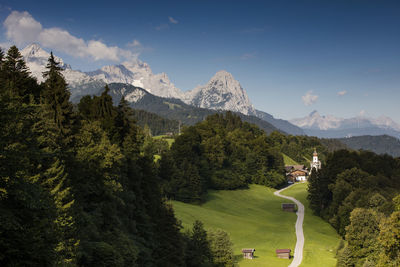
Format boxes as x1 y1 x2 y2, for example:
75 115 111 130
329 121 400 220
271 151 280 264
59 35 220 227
282 153 299 165
172 185 297 267
282 183 341 267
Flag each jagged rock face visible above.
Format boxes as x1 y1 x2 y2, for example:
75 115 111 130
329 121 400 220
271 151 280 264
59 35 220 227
21 43 71 83
86 61 183 99
21 44 255 116
183 70 256 115
21 43 182 100
290 110 343 130
19 44 304 134
21 43 104 99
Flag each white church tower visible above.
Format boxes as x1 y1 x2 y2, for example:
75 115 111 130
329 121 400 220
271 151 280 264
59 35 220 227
310 148 321 171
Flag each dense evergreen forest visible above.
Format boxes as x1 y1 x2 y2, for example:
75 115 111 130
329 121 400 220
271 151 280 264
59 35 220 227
308 150 400 266
158 112 287 202
157 114 343 203
130 109 179 136
336 135 400 157
0 46 235 266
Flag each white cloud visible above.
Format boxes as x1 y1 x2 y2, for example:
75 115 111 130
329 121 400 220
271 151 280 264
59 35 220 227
4 11 42 45
337 90 347 96
3 10 137 62
168 16 178 24
302 90 318 106
127 39 141 47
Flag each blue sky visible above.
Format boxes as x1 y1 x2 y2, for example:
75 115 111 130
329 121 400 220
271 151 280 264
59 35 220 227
0 0 399 122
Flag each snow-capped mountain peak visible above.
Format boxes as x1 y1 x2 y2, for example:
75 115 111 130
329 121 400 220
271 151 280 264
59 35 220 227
21 43 72 82
21 43 70 69
183 70 256 115
85 60 183 99
290 111 342 130
22 43 46 58
21 44 105 100
20 43 182 99
290 111 400 134
373 116 400 131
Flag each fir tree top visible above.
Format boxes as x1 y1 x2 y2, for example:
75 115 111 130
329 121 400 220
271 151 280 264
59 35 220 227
4 45 30 77
43 52 63 79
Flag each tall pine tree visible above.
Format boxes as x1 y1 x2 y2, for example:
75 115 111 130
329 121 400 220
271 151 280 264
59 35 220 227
42 52 74 139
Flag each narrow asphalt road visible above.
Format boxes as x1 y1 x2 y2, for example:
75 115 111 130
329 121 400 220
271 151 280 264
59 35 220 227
274 184 305 267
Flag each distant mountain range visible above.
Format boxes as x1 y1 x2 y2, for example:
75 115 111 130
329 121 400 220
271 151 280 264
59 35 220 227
21 43 400 140
290 110 400 139
21 43 304 135
106 83 280 134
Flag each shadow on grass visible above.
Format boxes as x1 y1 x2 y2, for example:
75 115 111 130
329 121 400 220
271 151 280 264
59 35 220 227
234 253 259 264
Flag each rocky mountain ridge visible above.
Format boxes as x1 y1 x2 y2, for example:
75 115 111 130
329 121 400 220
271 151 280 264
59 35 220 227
182 70 256 115
19 43 301 134
291 110 400 138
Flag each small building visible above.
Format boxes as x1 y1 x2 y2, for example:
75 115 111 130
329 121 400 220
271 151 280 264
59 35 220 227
285 165 309 182
241 248 255 259
276 249 291 259
291 169 308 181
281 203 296 212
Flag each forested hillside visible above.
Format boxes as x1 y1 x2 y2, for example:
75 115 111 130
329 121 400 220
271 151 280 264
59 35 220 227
0 46 234 267
158 112 286 202
337 135 400 157
106 83 280 134
308 149 400 266
130 109 179 136
157 113 345 203
267 131 345 166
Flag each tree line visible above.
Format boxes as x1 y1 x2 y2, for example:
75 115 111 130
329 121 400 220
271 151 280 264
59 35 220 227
156 111 343 203
157 112 287 202
307 149 400 266
0 46 234 266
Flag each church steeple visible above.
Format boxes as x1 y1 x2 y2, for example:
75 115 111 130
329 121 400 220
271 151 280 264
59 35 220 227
311 148 321 171
313 148 318 163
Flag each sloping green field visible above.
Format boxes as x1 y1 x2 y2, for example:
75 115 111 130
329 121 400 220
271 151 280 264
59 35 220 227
172 185 297 267
282 153 299 165
282 183 341 267
172 183 341 266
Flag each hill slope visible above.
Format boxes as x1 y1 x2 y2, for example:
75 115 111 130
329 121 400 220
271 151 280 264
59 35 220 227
130 109 179 136
337 135 400 157
172 185 296 267
103 83 281 134
172 184 341 267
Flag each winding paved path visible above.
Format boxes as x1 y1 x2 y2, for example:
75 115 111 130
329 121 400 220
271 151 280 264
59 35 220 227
274 184 305 267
